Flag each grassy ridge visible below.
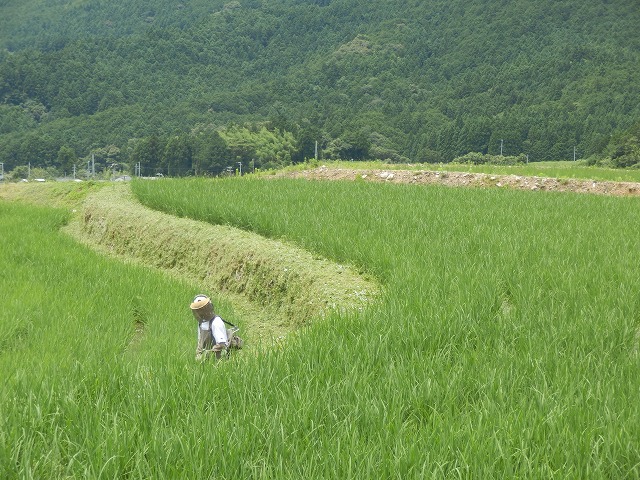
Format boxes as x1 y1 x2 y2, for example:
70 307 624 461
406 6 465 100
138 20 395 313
64 184 378 340
277 160 640 183
434 161 640 182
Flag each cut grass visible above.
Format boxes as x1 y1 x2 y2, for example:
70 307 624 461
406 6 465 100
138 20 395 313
64 184 379 341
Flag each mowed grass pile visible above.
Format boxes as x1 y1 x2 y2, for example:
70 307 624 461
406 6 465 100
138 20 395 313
0 176 638 478
68 185 378 341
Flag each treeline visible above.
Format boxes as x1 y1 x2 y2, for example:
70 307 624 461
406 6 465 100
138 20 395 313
0 120 373 179
593 121 640 169
1 0 639 173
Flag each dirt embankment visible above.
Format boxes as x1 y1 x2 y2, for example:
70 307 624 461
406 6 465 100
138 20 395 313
275 166 640 196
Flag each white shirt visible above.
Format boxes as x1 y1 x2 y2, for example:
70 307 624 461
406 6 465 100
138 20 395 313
210 316 228 345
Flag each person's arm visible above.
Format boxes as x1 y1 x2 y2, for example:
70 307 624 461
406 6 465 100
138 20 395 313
195 325 206 360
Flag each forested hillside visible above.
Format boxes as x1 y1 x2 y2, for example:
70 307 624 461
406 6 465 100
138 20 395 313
1 0 639 176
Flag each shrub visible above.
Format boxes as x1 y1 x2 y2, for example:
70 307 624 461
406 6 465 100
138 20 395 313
455 152 527 165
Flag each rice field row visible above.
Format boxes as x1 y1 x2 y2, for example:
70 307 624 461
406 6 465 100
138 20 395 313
133 177 640 477
1 177 639 478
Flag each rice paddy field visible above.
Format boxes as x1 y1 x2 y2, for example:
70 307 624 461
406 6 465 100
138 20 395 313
2 175 640 478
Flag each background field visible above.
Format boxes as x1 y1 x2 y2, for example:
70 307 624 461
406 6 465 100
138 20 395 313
278 160 640 183
2 177 640 478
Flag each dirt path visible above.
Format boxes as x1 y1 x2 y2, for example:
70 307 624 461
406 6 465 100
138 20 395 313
275 166 640 197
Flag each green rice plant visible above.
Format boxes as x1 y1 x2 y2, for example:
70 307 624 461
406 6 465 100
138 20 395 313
2 175 640 478
0 201 239 477
130 177 640 478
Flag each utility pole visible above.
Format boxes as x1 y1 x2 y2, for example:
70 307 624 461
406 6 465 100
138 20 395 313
0 162 4 182
91 153 95 177
73 164 76 179
573 146 576 161
315 140 318 160
500 139 504 156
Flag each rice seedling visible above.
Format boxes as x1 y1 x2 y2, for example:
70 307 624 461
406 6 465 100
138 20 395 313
132 177 640 477
1 176 639 478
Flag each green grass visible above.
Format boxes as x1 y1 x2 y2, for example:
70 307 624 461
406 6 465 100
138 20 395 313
0 180 106 209
2 177 640 478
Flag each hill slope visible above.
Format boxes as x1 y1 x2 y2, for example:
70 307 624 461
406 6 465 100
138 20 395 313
1 0 639 172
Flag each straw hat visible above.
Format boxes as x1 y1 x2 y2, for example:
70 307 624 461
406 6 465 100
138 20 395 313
190 294 211 310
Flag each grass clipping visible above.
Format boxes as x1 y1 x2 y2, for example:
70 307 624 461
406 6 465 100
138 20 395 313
65 184 379 332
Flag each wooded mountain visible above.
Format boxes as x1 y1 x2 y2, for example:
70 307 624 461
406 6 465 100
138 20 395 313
1 0 639 175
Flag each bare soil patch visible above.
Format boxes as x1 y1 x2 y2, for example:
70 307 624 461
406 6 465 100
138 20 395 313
275 166 640 196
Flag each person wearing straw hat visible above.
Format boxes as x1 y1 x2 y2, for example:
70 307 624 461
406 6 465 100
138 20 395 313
190 294 243 361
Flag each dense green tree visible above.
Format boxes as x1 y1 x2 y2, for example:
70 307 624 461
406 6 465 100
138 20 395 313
220 124 296 170
607 122 640 168
193 130 230 176
19 133 60 168
56 146 77 176
340 129 371 161
292 122 322 163
162 135 193 176
130 135 164 176
0 0 639 170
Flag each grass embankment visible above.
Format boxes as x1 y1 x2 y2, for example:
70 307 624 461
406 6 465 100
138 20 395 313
0 181 378 341
67 184 378 340
436 161 640 182
276 159 640 183
0 180 105 209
